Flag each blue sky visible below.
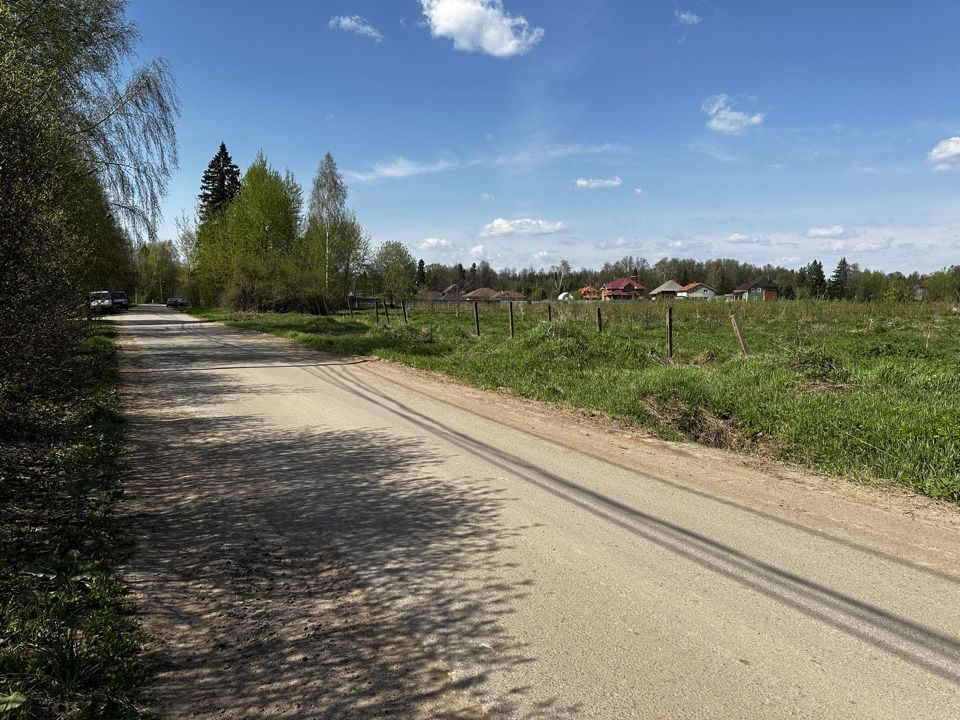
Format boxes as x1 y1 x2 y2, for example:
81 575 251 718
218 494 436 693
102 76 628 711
127 0 960 273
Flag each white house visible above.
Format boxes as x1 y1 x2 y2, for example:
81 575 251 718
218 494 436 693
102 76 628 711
677 282 717 300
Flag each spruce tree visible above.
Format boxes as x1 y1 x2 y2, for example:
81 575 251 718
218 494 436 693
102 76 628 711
828 257 851 299
198 142 241 218
808 259 827 298
416 259 426 287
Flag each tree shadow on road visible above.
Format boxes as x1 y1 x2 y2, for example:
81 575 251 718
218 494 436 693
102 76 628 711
120 365 580 718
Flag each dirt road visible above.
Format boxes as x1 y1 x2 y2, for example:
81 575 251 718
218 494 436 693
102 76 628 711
116 304 960 718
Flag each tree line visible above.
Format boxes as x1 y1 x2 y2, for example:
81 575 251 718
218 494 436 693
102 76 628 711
416 254 959 302
159 145 417 312
0 0 178 425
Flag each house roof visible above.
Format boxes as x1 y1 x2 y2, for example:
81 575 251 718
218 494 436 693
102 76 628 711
463 287 498 299
441 284 462 297
492 290 526 300
601 276 645 291
677 282 716 293
649 280 683 295
733 277 778 293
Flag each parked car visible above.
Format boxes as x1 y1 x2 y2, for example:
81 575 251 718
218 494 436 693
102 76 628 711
89 290 114 314
110 290 129 310
165 297 189 308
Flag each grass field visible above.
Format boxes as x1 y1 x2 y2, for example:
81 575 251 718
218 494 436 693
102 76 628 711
191 300 960 502
0 323 144 719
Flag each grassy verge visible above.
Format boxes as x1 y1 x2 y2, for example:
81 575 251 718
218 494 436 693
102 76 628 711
0 323 144 719
189 302 960 502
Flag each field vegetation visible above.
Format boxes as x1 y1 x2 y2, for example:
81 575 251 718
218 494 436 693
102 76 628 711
192 299 960 502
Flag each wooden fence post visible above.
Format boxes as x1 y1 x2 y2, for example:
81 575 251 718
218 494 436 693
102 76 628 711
383 300 390 326
547 303 552 323
474 301 481 337
730 314 750 356
401 300 408 324
666 306 673 359
596 305 603 333
509 301 515 338
347 297 354 318
374 300 379 324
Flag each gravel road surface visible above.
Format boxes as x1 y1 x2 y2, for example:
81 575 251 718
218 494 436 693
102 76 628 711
115 305 960 719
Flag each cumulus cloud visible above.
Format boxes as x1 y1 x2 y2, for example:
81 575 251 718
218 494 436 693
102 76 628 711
419 0 544 57
702 94 765 135
928 136 960 172
574 176 622 189
328 15 383 42
633 187 645 196
479 192 495 201
418 238 451 249
347 157 456 182
480 217 565 236
675 10 701 25
469 244 486 256
805 225 849 239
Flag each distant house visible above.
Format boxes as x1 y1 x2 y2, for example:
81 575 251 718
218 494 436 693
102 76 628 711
732 277 780 302
441 284 463 301
558 291 574 301
417 289 443 300
677 282 717 301
648 280 684 300
579 285 600 301
600 276 646 301
492 289 526 302
463 287 498 300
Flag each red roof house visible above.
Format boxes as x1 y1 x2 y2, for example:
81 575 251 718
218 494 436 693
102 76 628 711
600 276 646 301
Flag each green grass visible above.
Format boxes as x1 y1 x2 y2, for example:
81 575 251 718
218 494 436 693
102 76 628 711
0 324 145 719
190 301 960 501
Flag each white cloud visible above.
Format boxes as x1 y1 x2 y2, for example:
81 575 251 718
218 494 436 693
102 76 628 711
532 250 550 260
328 15 383 42
469 244 486 256
702 94 765 135
347 157 456 182
574 176 622 189
419 0 544 57
727 233 770 245
419 237 451 249
688 142 739 163
928 136 960 172
486 142 633 169
479 192 495 201
850 237 894 253
480 217 565 236
633 187 645 196
675 10 702 25
805 225 848 239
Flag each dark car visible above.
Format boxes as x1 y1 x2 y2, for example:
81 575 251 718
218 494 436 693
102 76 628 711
110 291 129 310
165 297 189 308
